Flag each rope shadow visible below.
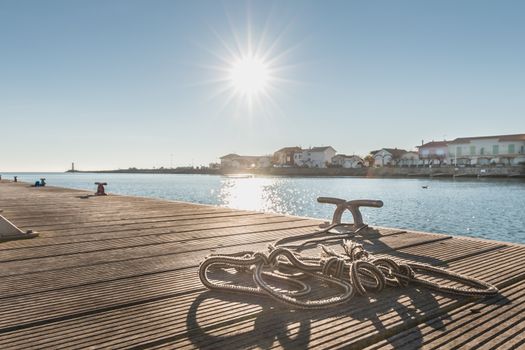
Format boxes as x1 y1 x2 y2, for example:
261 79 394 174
351 227 448 267
186 285 463 349
186 291 312 349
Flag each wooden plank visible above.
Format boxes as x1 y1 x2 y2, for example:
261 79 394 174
365 283 525 350
0 216 310 250
5 208 242 227
9 212 287 239
0 217 315 277
1 241 522 349
0 224 323 297
1 181 524 350
0 220 319 262
0 230 454 336
0 230 452 328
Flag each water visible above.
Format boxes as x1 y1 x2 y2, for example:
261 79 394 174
4 172 525 243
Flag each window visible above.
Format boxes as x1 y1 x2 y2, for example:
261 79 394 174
456 146 462 156
492 145 499 155
508 144 515 154
480 147 484 155
470 146 476 155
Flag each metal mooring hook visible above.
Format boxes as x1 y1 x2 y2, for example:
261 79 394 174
95 182 108 196
0 210 39 242
317 197 383 232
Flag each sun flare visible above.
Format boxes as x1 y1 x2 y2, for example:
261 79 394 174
203 14 300 116
229 54 270 97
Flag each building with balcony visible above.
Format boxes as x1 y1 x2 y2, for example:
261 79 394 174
447 134 525 166
417 141 449 165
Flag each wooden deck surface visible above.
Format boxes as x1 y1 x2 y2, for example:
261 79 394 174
0 180 524 349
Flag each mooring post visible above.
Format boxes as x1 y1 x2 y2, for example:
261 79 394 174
317 197 383 231
0 210 39 242
95 182 108 196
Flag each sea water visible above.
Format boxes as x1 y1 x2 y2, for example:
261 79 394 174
4 173 525 243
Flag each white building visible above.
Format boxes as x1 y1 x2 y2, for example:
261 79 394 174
399 151 420 167
417 141 449 165
294 146 336 168
220 154 272 169
257 156 272 168
273 147 301 167
331 155 364 168
370 148 407 167
447 134 525 166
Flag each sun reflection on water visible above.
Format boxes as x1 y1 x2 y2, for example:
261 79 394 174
217 176 314 215
218 177 269 211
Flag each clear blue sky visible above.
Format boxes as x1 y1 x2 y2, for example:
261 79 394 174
1 0 524 171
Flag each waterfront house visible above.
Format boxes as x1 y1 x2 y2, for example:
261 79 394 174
294 146 336 168
220 154 272 169
399 151 420 167
417 141 449 166
257 156 272 168
370 148 407 167
331 154 364 168
447 134 525 166
220 154 249 169
273 147 302 167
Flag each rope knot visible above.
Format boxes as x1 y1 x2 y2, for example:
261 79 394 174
372 258 414 287
343 240 369 261
253 252 270 266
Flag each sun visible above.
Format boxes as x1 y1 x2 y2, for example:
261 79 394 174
202 12 300 116
229 54 270 97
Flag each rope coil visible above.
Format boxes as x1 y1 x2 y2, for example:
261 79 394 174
199 224 498 309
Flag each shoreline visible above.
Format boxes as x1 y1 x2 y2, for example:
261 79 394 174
63 166 525 179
